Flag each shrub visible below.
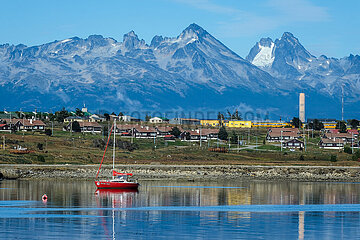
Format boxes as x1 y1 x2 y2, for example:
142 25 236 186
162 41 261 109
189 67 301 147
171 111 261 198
330 155 337 162
299 155 305 161
37 155 45 162
45 129 52 136
37 143 43 150
344 146 352 154
352 150 360 161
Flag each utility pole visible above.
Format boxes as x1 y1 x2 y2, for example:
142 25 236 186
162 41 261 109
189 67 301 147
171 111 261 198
256 136 258 151
228 137 230 151
237 135 240 153
153 135 156 150
199 127 202 148
352 132 354 154
281 130 283 152
2 135 5 150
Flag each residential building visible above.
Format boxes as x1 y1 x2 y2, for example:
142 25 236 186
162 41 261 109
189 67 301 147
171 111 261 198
119 115 141 122
180 130 206 141
164 135 176 141
0 123 11 132
282 139 304 149
15 119 46 131
156 126 173 137
201 128 219 139
323 132 356 144
347 129 359 138
132 126 157 138
149 117 163 124
79 122 101 133
89 114 106 122
319 138 344 150
65 122 101 133
266 128 300 142
180 128 218 141
115 124 138 136
64 116 88 123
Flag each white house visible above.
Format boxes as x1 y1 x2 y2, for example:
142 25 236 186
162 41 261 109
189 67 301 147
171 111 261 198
149 117 163 124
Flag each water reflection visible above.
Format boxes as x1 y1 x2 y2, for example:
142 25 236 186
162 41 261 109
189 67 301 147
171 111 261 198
0 179 360 239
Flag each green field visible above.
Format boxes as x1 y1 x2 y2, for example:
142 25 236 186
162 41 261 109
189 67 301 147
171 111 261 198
0 126 359 166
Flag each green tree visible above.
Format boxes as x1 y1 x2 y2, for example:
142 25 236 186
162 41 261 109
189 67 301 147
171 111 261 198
291 117 302 128
72 121 81 132
103 113 110 121
336 121 347 133
348 119 359 129
48 113 55 121
75 108 84 117
170 127 181 138
227 109 242 120
55 107 70 123
45 129 52 136
308 119 324 131
217 112 224 126
344 146 352 154
118 112 124 116
230 131 238 144
145 114 151 122
218 126 228 141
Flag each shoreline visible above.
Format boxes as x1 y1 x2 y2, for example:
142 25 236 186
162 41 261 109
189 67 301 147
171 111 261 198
1 164 360 182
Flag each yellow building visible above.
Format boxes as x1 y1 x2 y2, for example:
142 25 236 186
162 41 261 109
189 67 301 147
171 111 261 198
200 120 252 128
224 120 252 128
200 120 220 127
323 122 337 129
252 121 290 128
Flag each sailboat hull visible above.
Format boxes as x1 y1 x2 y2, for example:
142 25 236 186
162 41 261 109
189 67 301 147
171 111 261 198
95 180 139 189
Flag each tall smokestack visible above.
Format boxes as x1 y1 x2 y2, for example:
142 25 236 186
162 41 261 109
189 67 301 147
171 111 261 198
299 93 305 123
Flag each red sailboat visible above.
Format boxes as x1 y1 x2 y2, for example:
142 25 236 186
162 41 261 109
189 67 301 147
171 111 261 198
95 120 139 190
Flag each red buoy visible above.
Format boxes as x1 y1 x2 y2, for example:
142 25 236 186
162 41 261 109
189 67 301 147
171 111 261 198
42 194 48 201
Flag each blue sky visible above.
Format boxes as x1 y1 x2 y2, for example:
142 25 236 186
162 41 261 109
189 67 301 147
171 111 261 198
0 0 358 58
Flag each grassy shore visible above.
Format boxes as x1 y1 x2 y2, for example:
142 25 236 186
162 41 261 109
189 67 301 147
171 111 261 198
0 126 359 167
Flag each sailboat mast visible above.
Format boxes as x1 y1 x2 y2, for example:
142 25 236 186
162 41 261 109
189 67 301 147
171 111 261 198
113 119 116 179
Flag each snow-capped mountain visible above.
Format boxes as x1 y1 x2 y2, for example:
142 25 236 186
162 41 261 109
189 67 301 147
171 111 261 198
0 23 280 114
0 24 359 118
246 32 360 102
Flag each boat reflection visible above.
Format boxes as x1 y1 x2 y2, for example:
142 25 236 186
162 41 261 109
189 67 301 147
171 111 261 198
95 189 138 240
95 188 138 208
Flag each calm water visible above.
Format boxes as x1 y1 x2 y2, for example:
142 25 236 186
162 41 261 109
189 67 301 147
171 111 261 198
1 179 360 239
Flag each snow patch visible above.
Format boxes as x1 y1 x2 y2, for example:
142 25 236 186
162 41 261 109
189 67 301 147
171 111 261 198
60 39 72 44
252 42 275 67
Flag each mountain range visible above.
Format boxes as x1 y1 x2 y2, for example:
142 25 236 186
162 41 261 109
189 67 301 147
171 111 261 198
0 23 359 119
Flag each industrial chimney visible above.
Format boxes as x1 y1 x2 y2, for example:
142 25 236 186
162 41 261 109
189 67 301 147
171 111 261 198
299 93 305 123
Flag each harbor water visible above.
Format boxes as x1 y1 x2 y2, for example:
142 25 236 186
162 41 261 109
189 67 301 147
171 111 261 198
0 179 360 239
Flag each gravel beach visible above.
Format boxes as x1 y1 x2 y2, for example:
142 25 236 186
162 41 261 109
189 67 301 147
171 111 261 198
1 164 360 182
